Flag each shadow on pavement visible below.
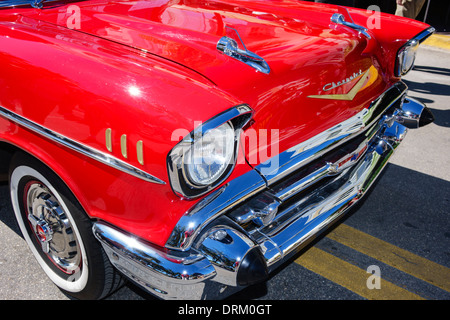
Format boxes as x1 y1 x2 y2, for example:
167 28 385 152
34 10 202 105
0 164 448 300
230 163 450 300
413 65 450 77
403 73 450 128
403 78 450 97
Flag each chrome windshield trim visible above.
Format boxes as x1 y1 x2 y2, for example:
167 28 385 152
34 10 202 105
0 0 62 8
0 106 166 185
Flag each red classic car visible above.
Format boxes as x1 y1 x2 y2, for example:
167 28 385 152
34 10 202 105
0 0 435 299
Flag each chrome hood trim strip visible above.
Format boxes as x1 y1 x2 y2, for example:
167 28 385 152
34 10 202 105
0 106 166 184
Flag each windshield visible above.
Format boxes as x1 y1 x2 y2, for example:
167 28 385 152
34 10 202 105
0 0 70 8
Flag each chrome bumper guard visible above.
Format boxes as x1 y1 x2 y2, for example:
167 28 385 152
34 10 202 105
93 81 434 299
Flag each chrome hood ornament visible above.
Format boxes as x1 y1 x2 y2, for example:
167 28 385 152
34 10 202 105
331 12 371 40
217 27 270 74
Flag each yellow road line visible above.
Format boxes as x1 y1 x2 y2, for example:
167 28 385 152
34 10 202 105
327 224 450 292
295 246 424 300
423 34 450 51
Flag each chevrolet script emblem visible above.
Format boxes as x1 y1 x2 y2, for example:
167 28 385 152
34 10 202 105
308 66 377 101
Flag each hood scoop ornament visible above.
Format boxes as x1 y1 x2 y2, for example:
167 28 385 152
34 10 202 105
217 27 270 74
331 12 371 40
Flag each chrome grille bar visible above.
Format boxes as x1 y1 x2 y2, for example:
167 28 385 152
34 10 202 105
165 81 408 251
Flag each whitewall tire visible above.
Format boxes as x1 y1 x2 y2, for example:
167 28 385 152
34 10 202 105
9 152 123 299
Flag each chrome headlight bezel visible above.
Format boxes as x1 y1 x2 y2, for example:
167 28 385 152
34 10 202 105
395 27 435 77
167 105 253 199
395 39 419 77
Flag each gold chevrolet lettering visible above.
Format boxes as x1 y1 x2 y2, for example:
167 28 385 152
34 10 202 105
308 66 377 101
322 70 363 92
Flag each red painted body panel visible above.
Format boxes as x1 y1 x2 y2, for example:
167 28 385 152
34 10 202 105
22 0 429 163
0 10 248 247
0 0 431 247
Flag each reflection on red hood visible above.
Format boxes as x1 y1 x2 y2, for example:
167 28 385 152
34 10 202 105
24 0 431 166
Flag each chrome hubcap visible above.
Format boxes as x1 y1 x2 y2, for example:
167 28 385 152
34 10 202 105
25 182 81 274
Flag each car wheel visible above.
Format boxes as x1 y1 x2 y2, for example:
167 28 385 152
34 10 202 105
9 152 124 299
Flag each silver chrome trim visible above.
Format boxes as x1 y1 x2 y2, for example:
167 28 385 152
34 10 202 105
165 169 266 250
263 122 407 268
408 26 436 44
395 27 435 77
256 81 407 184
395 96 433 128
166 82 408 251
331 13 371 40
196 224 257 287
167 105 253 199
0 106 166 184
217 28 270 74
92 222 229 300
93 87 432 300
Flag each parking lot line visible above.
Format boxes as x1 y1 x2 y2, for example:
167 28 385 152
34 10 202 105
423 34 450 51
294 246 424 300
327 224 450 292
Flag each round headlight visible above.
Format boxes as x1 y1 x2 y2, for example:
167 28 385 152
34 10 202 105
167 105 253 199
397 39 419 76
184 122 235 186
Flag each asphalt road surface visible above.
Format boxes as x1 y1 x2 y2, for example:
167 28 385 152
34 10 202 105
0 45 449 301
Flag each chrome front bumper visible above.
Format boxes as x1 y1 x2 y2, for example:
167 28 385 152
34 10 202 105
93 81 434 300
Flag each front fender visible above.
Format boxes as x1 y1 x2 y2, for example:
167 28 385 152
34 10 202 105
0 13 249 247
348 6 433 79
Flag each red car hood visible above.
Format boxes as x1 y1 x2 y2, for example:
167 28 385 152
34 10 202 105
26 0 430 166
